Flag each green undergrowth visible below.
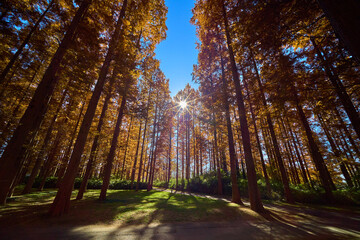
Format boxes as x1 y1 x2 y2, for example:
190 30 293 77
153 171 360 206
22 176 148 190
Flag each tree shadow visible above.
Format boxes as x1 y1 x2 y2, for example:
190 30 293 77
1 189 360 240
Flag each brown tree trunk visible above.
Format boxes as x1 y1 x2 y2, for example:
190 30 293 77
99 96 127 201
121 116 133 179
167 122 172 184
147 100 159 191
333 107 360 158
242 69 271 196
0 0 92 205
130 121 142 189
220 54 242 204
38 127 64 191
175 113 180 189
48 0 128 215
212 114 223 195
284 116 310 185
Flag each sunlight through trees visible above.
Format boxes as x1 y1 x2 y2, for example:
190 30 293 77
0 0 359 219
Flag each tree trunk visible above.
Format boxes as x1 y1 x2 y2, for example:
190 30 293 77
121 116 133 179
130 121 142 189
220 54 242 204
333 107 360 158
176 113 180 189
284 116 310 185
38 126 64 191
147 100 159 191
242 69 271 196
167 122 172 184
99 96 127 201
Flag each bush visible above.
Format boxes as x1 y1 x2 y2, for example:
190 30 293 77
23 176 58 189
24 176 148 190
109 179 148 190
87 178 103 189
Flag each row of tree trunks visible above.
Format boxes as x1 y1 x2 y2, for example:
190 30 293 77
249 49 294 204
0 0 93 205
76 77 116 200
221 0 264 212
48 0 128 216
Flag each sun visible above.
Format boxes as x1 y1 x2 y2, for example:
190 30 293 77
179 100 187 109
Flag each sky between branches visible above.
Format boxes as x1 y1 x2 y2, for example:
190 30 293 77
155 0 199 96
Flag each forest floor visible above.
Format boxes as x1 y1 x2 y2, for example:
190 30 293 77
0 188 359 239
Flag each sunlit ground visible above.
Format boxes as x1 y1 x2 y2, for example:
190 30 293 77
1 188 360 239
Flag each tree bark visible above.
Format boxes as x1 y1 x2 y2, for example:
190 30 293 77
176 113 180 189
120 116 133 179
220 54 242 204
242 69 271 196
130 121 142 189
167 122 172 184
99 96 127 201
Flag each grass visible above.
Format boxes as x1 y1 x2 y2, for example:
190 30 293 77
0 188 259 227
1 188 360 239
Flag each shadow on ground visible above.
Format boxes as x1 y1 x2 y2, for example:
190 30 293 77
0 189 359 239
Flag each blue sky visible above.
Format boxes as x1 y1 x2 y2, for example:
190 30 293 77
155 0 199 96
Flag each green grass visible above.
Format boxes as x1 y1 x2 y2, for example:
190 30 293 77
0 189 259 227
